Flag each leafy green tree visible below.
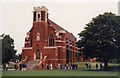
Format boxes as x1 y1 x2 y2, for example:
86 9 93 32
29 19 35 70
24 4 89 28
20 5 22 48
15 54 22 62
1 34 17 63
77 12 120 70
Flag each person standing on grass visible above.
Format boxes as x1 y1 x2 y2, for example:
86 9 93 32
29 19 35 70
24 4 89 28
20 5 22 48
66 64 68 69
3 63 6 70
60 64 63 70
85 63 88 70
58 63 61 69
46 64 49 70
22 64 24 71
88 63 91 70
50 63 53 70
14 64 17 70
64 64 66 70
70 64 72 70
100 63 103 70
6 63 8 70
24 64 27 71
75 64 78 70
41 64 44 69
19 64 22 70
68 63 70 69
96 63 98 70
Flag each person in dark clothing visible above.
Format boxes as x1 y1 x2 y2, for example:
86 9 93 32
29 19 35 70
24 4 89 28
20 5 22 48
60 64 63 70
72 64 74 70
14 64 17 70
75 64 78 70
64 64 66 69
96 63 98 70
88 64 91 70
41 64 44 69
19 64 22 70
3 63 6 70
85 63 88 70
22 64 24 71
46 64 49 70
100 63 103 70
64 64 68 70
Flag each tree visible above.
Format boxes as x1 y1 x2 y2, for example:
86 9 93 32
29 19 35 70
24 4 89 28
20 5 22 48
15 54 22 62
77 12 120 70
1 34 17 63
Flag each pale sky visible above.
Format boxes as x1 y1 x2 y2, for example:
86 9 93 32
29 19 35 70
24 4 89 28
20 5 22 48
0 0 119 54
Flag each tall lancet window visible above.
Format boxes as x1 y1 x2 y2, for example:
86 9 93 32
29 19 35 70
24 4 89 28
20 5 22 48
33 12 36 22
38 13 41 21
49 35 54 46
41 11 45 21
38 14 40 18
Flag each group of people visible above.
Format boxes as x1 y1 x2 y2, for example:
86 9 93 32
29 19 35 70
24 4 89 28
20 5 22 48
45 63 78 70
14 63 27 71
96 63 103 70
85 62 103 70
85 63 91 70
46 63 53 70
58 63 78 70
3 63 8 70
3 62 103 71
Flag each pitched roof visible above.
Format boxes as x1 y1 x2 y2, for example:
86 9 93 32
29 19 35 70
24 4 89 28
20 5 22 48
48 19 76 42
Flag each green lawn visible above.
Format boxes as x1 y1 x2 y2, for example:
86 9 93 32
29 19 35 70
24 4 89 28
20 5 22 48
77 62 101 69
77 62 119 70
1 62 119 78
2 70 119 76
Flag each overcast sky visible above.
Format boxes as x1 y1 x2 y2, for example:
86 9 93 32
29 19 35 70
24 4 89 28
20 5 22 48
0 0 119 54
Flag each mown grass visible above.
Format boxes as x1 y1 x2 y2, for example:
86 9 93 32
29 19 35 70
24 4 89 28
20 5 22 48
77 62 100 69
2 70 119 76
1 62 119 77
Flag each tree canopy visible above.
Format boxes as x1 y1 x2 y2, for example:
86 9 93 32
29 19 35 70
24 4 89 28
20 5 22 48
77 12 120 70
1 34 17 63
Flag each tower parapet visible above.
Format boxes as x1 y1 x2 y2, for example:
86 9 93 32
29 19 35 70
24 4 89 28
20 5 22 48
33 6 48 22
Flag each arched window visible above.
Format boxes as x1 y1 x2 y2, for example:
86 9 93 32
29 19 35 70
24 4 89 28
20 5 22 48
49 35 54 46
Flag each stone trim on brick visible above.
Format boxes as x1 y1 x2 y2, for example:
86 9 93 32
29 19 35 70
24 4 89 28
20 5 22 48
47 59 66 60
55 40 65 42
22 47 32 49
44 46 57 49
25 42 30 44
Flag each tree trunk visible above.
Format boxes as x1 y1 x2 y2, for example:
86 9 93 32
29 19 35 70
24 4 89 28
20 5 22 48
104 59 108 71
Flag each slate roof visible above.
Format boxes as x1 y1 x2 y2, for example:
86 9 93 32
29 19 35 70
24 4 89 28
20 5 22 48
48 19 76 42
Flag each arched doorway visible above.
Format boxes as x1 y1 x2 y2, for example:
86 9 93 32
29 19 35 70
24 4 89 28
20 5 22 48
36 49 40 59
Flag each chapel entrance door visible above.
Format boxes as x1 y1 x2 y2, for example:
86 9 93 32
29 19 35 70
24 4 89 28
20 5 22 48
36 49 40 59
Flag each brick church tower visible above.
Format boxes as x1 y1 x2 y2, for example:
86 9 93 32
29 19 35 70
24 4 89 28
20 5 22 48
21 6 80 70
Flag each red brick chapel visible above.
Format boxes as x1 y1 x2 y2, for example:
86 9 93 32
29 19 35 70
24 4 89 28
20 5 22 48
21 6 80 69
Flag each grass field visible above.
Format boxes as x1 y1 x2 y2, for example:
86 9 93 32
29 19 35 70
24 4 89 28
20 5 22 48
77 62 119 70
2 70 119 76
1 62 119 78
7 62 120 70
